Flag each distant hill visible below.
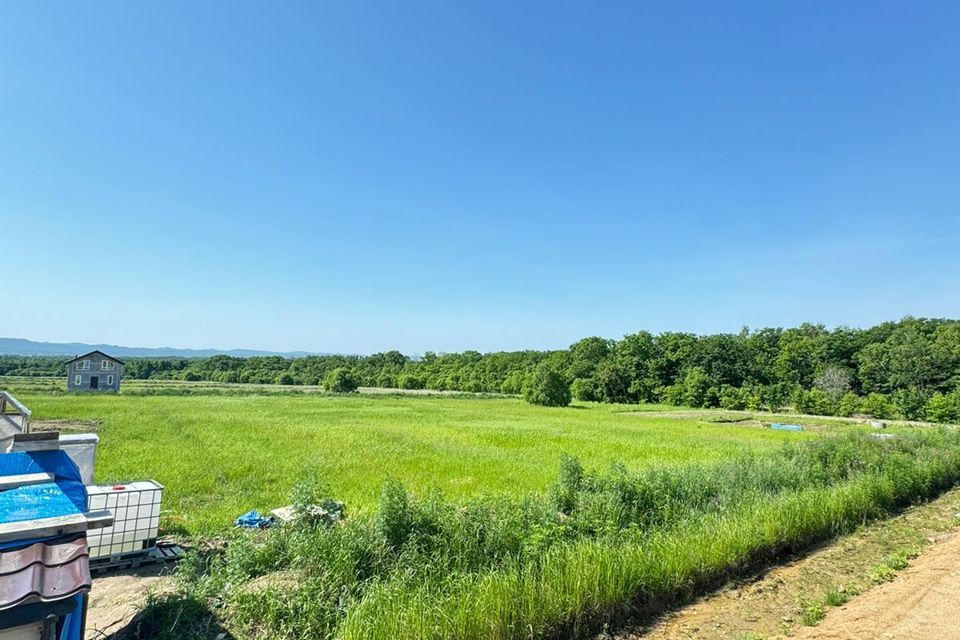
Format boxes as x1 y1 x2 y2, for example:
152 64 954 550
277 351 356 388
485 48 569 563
0 337 326 359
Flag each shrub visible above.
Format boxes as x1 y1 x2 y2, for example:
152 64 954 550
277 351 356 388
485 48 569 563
397 374 425 390
658 384 685 406
500 371 526 395
763 383 790 412
741 386 763 411
793 388 837 416
551 455 583 514
926 390 960 424
837 392 862 417
682 367 711 407
522 366 571 407
182 371 202 382
324 367 359 393
375 372 396 388
276 372 295 386
570 378 599 402
719 385 747 410
861 392 896 419
893 388 929 421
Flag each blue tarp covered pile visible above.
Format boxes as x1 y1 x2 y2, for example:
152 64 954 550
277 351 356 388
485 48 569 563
0 449 90 640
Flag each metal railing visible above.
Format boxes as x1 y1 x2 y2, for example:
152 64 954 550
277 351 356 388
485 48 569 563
0 391 31 433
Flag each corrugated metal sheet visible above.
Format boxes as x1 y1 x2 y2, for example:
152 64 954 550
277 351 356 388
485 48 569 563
0 537 90 611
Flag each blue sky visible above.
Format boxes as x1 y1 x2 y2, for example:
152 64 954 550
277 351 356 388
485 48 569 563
2 2 959 354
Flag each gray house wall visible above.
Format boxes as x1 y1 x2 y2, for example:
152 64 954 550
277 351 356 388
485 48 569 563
67 353 122 392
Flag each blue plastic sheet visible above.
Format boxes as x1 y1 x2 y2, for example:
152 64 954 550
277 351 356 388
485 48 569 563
0 452 91 636
0 450 88 550
0 482 83 526
235 510 274 528
771 423 804 432
0 450 83 486
59 593 85 640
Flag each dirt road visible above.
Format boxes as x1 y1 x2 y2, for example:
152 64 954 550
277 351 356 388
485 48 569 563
616 487 960 640
788 530 960 640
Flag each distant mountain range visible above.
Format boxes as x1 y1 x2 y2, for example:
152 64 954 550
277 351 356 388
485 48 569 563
0 338 327 359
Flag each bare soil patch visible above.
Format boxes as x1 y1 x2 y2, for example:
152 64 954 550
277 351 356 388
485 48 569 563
788 528 960 640
85 565 174 639
30 418 102 432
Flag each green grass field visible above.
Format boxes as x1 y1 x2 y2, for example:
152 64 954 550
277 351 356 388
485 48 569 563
12 384 960 639
17 390 815 534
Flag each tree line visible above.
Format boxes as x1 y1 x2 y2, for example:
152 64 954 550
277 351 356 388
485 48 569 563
2 317 959 422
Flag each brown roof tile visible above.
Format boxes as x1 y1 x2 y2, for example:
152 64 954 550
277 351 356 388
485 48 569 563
0 537 91 610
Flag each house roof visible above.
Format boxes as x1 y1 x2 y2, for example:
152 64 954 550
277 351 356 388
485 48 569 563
64 350 124 365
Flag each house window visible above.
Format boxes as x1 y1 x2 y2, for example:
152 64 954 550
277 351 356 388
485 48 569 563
101 360 114 370
74 374 82 386
77 360 90 370
107 375 114 385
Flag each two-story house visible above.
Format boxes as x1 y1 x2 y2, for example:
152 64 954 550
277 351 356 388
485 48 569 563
66 351 123 392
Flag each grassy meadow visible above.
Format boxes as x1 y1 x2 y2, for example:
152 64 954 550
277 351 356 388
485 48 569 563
13 386 814 533
10 381 958 640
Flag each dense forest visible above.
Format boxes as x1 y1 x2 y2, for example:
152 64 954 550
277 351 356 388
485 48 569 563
3 317 960 422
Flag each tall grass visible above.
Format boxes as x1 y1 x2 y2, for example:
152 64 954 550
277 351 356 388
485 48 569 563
150 429 960 640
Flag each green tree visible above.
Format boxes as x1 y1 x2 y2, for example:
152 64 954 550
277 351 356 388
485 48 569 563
397 374 425 390
594 361 631 403
925 390 960 424
719 385 747 410
324 367 359 393
857 319 957 394
611 331 659 401
500 371 527 395
892 388 929 421
860 392 896 419
682 367 711 408
522 365 571 407
567 337 612 379
570 377 599 402
793 388 836 416
837 392 862 417
762 383 790 412
774 325 826 386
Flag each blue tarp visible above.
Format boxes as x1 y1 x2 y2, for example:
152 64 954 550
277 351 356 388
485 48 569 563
59 594 85 640
0 451 89 640
771 423 804 432
0 450 88 550
235 510 274 528
0 483 83 526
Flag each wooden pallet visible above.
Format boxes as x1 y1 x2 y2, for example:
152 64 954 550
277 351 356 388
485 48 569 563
90 543 183 574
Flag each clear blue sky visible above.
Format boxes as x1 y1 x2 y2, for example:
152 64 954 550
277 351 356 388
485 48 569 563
2 2 959 354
